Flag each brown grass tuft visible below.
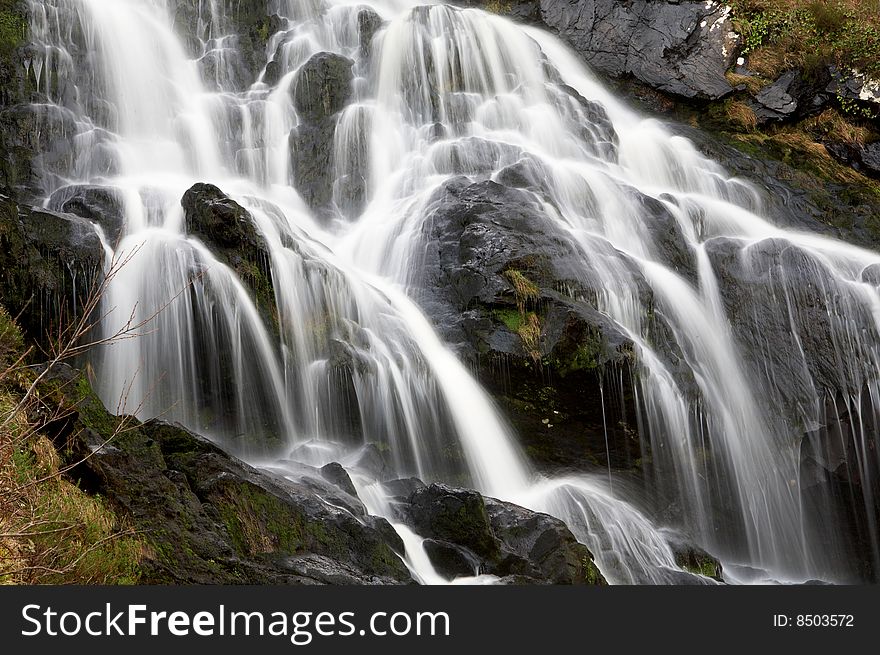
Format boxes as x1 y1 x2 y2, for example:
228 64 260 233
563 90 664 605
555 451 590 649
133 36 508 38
725 99 760 132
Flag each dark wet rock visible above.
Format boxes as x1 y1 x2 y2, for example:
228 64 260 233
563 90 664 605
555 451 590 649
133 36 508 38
422 539 479 578
290 52 355 215
407 483 498 559
0 199 105 341
47 184 126 245
22 208 104 267
483 496 606 584
862 143 880 179
170 0 279 88
357 6 384 57
290 119 339 213
400 483 606 584
662 529 724 581
799 390 880 582
1 103 79 197
752 68 831 124
182 182 260 250
181 182 276 325
320 461 359 497
383 477 426 499
39 363 412 585
410 177 692 473
292 52 354 123
825 141 880 182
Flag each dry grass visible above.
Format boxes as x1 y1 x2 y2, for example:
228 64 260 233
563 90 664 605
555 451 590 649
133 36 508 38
735 127 870 187
801 108 874 145
0 305 147 584
517 312 542 362
503 269 540 313
744 47 789 80
724 99 760 132
726 71 770 95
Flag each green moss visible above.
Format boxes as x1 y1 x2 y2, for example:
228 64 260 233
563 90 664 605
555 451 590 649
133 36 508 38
493 308 524 333
0 1 27 54
580 555 606 585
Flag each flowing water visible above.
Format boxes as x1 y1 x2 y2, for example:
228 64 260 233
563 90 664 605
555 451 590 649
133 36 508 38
23 0 880 583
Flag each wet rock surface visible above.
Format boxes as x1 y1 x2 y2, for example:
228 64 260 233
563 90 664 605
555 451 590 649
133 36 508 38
290 52 355 215
396 482 606 584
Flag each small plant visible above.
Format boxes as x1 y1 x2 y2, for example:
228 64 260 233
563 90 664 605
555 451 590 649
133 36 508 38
504 269 540 311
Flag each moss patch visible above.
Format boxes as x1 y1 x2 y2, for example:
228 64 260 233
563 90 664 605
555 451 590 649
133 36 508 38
0 1 27 55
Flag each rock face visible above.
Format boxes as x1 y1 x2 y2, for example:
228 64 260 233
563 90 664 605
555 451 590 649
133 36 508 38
464 0 738 100
34 364 607 585
290 52 355 214
47 185 127 245
397 483 606 584
825 141 880 182
410 177 694 472
0 202 105 341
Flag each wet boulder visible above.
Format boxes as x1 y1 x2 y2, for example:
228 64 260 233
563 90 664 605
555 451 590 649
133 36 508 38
399 483 606 584
181 182 276 327
357 7 384 58
290 52 355 214
292 52 354 123
406 483 499 559
47 184 127 245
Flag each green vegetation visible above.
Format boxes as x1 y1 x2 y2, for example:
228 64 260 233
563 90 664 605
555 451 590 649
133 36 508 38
0 0 27 54
731 1 880 80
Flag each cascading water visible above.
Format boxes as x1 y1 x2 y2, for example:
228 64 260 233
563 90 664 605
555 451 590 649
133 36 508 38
23 0 880 584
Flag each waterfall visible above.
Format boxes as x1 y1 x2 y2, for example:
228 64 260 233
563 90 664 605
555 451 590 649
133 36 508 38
24 0 880 584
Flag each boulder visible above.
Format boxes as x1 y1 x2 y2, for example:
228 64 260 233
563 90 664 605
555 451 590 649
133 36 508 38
752 68 831 124
406 483 499 560
410 177 693 473
290 52 355 214
47 184 127 245
400 483 606 584
181 183 277 327
320 461 359 497
292 52 354 123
